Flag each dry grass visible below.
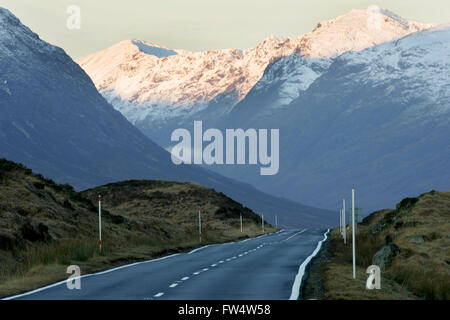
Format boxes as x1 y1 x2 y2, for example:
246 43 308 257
0 160 275 298
317 190 450 300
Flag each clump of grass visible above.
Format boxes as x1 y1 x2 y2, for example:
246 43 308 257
388 262 450 300
354 230 385 268
0 239 99 280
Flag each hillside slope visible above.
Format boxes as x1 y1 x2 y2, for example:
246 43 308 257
303 190 450 300
0 7 334 228
77 8 434 146
217 26 450 212
0 158 273 297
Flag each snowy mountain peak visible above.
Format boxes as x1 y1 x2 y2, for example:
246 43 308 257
298 8 436 58
131 40 178 58
77 8 437 125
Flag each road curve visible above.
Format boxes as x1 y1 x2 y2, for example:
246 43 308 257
6 229 328 300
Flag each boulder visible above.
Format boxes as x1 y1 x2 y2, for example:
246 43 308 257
372 243 400 270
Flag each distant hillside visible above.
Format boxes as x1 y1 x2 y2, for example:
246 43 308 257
0 7 334 229
303 190 450 300
82 179 268 241
0 159 272 298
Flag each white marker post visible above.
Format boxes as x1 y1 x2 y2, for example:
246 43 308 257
262 213 265 233
198 209 202 243
340 209 342 235
240 213 243 233
352 189 356 279
275 214 278 229
343 199 346 245
98 195 102 252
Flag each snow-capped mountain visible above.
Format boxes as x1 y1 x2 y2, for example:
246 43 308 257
0 7 335 228
77 8 434 146
219 25 450 212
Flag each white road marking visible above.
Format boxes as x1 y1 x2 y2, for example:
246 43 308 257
193 271 200 275
289 229 329 300
203 268 209 271
188 245 211 254
2 253 180 300
154 292 164 298
284 229 307 242
219 261 224 263
169 283 178 288
181 277 189 281
211 264 217 267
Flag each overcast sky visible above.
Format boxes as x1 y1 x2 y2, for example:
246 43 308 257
2 0 449 59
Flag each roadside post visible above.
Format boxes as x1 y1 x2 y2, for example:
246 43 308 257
198 208 202 243
98 195 102 252
343 199 346 245
262 213 265 233
352 189 356 279
240 213 243 233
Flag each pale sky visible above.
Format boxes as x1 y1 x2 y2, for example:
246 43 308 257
1 0 449 59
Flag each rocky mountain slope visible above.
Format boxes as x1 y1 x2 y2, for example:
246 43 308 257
225 26 450 212
77 9 434 147
0 7 334 228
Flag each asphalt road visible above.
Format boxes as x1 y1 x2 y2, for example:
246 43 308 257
7 229 328 300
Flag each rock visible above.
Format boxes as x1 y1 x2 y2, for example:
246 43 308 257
371 223 386 235
406 234 425 244
0 231 15 250
372 243 400 270
20 221 50 242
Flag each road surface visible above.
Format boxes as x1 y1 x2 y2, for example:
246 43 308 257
6 229 328 300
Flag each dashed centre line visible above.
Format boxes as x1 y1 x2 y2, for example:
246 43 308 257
153 231 301 299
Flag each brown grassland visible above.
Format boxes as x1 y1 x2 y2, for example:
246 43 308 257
0 159 274 298
303 190 450 300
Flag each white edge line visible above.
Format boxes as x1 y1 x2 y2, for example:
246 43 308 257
3 230 281 300
289 229 330 301
2 253 180 300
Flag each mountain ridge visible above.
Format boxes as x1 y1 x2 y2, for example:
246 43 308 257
77 8 436 128
0 7 334 228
